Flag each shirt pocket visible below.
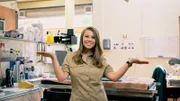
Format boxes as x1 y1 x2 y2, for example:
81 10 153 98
90 67 104 82
71 64 85 75
70 64 89 82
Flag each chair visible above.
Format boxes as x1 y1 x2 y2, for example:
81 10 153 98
152 65 167 101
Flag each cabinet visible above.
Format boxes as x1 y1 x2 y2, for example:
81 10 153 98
0 5 16 31
0 6 17 79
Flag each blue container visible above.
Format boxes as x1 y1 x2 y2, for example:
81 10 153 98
25 73 28 79
9 61 15 71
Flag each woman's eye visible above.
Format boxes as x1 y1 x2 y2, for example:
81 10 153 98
84 35 95 39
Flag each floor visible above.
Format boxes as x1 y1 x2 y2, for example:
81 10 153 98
168 98 180 101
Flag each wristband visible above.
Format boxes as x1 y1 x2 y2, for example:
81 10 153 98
126 61 132 67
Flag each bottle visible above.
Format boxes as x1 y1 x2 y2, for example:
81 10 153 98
11 72 14 86
46 31 50 43
43 31 47 42
5 69 11 87
46 31 54 43
19 60 25 80
49 32 54 43
54 30 61 43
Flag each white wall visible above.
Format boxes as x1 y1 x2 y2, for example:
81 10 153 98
17 14 92 72
18 14 92 29
93 0 180 77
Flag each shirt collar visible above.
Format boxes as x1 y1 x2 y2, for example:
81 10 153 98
80 52 93 57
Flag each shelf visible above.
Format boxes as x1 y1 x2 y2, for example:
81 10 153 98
0 57 12 62
0 36 37 43
0 36 70 45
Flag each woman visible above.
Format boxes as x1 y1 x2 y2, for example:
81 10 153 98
37 26 149 101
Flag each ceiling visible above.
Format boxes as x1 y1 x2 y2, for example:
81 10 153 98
0 0 60 2
0 0 92 9
17 0 46 2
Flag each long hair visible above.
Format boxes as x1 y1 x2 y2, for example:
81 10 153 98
73 26 104 68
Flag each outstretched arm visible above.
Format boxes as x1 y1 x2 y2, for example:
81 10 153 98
51 55 69 82
37 52 69 82
105 58 149 82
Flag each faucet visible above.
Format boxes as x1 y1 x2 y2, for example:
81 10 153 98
14 59 25 82
37 42 46 63
168 58 180 76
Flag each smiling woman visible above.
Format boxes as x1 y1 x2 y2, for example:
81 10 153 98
37 26 149 101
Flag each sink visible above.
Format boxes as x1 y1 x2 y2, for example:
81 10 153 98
167 76 180 86
168 79 180 86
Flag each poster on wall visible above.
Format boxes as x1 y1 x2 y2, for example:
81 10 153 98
111 40 135 51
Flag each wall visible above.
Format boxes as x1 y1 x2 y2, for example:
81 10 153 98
93 0 180 77
18 14 92 29
18 13 92 53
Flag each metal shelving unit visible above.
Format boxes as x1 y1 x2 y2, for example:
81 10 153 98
0 36 64 45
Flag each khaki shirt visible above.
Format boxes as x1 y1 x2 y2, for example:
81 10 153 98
62 52 114 101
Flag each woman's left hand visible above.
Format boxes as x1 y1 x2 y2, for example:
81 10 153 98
129 58 149 64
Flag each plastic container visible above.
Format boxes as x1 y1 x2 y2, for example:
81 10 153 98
46 31 54 43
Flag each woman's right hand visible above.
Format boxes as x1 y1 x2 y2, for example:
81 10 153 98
37 51 55 59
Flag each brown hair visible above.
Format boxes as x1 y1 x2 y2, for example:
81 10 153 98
72 26 103 68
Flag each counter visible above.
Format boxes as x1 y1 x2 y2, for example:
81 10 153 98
13 77 157 101
166 76 180 101
0 85 42 101
40 77 157 101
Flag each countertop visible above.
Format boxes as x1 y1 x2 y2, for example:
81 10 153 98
0 85 42 100
8 77 157 99
39 77 157 98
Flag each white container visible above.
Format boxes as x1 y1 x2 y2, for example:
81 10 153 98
0 48 17 61
26 27 35 41
34 27 42 42
43 72 50 78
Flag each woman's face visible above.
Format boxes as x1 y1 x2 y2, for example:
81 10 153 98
83 30 96 50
